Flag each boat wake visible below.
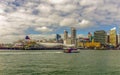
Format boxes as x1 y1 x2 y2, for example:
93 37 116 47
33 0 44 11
0 52 63 55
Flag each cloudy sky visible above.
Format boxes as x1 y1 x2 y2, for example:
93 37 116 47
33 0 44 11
0 0 120 43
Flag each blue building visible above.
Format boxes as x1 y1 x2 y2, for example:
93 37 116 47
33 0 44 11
56 34 61 42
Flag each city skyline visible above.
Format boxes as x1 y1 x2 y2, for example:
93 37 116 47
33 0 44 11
0 0 120 43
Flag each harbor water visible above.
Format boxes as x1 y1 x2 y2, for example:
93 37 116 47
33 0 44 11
0 50 120 75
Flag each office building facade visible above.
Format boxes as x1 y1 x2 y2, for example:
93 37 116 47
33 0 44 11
63 30 68 44
94 30 107 45
56 34 61 42
109 27 117 47
64 30 68 40
119 35 120 45
71 27 76 44
119 27 120 45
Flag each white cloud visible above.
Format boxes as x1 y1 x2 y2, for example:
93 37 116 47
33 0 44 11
78 19 92 28
80 0 103 6
55 4 77 13
0 15 7 25
78 34 87 38
37 4 52 14
0 34 25 43
0 0 120 43
30 34 56 40
48 0 69 4
60 18 77 26
35 26 53 32
0 9 4 14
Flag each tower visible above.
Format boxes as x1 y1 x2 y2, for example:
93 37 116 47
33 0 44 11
109 27 117 47
64 30 68 40
64 30 68 44
119 27 120 45
71 27 76 44
56 34 61 42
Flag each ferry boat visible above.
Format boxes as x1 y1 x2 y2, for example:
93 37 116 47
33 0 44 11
64 48 80 53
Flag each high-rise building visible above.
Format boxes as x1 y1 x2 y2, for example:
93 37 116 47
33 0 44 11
64 30 68 40
94 30 107 45
63 30 68 44
56 34 61 42
109 27 117 47
119 27 120 45
66 38 72 45
71 27 76 44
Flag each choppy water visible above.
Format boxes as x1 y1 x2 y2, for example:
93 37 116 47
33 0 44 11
0 50 120 75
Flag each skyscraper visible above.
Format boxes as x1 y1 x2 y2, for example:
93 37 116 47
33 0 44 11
94 30 107 45
64 30 68 40
71 27 76 44
63 30 68 44
118 27 120 45
109 27 117 47
56 34 61 42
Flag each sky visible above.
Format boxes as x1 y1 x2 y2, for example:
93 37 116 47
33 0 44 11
0 0 120 43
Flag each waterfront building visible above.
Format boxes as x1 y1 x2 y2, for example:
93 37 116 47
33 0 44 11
88 32 94 42
119 27 120 45
94 30 107 45
64 30 68 40
71 27 76 44
63 27 77 47
56 34 61 42
66 38 72 45
118 34 120 45
117 35 118 46
63 30 68 44
109 27 117 47
106 35 110 44
77 37 89 48
13 41 24 48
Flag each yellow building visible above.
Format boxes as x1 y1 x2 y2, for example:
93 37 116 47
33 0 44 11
77 42 84 47
77 41 101 49
109 27 117 47
84 41 101 49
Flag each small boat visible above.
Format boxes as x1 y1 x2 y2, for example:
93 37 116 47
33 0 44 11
64 48 80 53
